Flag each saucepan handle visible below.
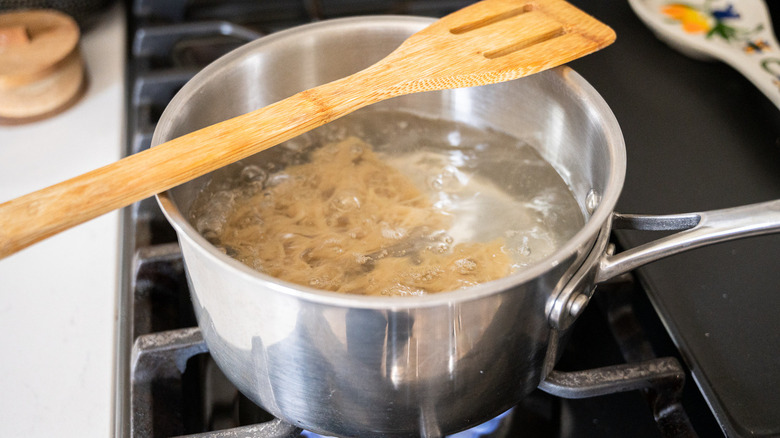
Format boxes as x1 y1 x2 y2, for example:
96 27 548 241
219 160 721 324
595 199 780 283
547 199 780 331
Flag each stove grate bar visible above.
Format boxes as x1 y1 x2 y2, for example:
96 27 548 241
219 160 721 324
133 22 262 58
538 356 686 400
174 419 302 438
597 274 698 437
131 327 302 437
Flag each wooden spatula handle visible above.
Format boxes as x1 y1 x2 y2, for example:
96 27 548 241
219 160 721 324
0 0 617 259
0 71 387 258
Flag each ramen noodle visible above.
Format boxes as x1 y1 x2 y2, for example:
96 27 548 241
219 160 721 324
190 111 584 297
191 136 511 296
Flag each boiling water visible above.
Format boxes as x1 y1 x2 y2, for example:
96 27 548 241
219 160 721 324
189 110 584 295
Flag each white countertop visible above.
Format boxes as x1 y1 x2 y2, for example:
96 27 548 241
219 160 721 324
0 4 124 436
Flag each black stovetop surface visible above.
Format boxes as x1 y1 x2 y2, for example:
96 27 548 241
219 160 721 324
567 2 780 436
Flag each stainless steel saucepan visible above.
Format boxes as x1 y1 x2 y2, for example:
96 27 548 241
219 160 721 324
154 16 780 437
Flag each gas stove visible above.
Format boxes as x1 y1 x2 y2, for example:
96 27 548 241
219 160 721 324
116 1 780 437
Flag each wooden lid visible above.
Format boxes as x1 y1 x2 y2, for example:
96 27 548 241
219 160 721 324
0 9 85 123
0 9 80 86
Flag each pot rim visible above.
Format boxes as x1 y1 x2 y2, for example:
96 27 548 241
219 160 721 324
155 15 626 310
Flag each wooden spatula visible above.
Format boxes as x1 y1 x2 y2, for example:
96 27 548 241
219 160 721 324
0 0 614 259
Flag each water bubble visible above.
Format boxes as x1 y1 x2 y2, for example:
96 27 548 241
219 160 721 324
423 231 452 254
234 209 263 228
381 223 407 240
241 165 267 183
283 133 312 152
414 268 442 283
429 243 450 254
195 213 226 237
266 173 290 187
201 228 220 244
454 258 478 274
447 130 462 146
427 166 464 192
428 176 443 191
586 189 601 215
213 189 236 204
321 238 345 255
216 245 238 257
355 254 371 265
350 143 366 160
240 180 265 197
330 190 361 212
517 236 531 257
347 226 367 239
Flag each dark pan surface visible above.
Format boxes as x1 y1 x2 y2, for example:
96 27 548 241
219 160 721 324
568 2 780 436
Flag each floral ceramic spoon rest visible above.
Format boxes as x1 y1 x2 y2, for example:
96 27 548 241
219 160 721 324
629 0 780 110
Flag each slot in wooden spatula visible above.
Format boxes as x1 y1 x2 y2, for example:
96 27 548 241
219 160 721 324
0 0 614 259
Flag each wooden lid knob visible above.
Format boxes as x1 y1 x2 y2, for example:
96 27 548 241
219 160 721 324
0 9 86 123
0 24 32 46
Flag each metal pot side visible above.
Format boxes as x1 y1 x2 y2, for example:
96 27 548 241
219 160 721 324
154 17 626 437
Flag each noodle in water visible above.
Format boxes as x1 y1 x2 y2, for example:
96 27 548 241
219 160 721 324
193 137 510 296
189 111 584 297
